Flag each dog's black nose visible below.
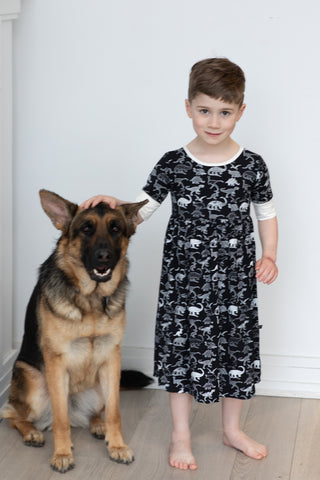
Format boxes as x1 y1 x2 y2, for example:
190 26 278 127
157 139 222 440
95 249 111 263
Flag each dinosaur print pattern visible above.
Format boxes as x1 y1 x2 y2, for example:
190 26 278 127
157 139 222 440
142 147 273 404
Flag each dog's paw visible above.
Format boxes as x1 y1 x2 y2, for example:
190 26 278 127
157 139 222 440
23 430 45 447
50 453 75 473
90 420 105 440
108 445 134 464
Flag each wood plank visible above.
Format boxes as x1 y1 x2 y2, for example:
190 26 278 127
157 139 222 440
230 396 301 480
53 389 171 480
290 399 320 480
106 392 248 480
111 389 173 480
100 388 202 480
1 392 318 480
0 421 54 480
187 400 239 479
178 398 250 478
0 419 22 463
0 389 155 479
120 388 157 442
70 388 155 460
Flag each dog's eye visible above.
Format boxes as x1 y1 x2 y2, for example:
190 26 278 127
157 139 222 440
110 222 121 234
81 223 94 235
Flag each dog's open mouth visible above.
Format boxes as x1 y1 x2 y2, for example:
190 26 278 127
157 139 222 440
91 266 112 282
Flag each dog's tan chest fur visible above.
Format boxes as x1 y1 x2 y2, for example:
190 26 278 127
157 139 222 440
67 335 118 392
39 300 126 393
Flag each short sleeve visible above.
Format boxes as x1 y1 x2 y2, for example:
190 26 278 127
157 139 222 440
251 156 273 204
142 153 172 204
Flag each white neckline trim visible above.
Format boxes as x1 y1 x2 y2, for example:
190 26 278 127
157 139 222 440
183 146 244 166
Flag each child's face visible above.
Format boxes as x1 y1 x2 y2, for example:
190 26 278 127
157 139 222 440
185 94 245 148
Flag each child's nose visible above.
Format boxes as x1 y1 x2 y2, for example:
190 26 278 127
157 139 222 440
208 114 220 128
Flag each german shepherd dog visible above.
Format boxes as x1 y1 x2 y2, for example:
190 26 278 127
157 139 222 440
1 190 147 473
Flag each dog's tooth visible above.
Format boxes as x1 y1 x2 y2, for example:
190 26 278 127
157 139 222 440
93 268 111 277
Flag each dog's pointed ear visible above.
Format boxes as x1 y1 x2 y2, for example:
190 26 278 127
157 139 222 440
39 190 78 232
120 199 148 236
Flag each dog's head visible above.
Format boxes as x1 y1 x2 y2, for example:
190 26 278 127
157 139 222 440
39 190 147 287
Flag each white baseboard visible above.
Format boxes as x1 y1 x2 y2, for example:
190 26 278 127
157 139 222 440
1 348 318 409
0 349 18 408
121 346 320 399
256 354 320 399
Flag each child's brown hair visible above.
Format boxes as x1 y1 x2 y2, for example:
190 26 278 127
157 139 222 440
188 58 245 106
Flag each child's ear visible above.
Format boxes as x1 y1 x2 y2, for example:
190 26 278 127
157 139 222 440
237 103 246 121
185 99 192 118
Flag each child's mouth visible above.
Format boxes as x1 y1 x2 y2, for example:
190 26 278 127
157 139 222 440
206 131 221 137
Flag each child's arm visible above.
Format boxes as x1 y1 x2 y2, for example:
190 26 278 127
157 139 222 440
255 216 278 284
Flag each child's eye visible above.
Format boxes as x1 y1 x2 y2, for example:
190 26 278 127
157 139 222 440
221 111 231 116
199 109 209 115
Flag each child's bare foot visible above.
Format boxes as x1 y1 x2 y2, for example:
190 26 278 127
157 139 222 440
223 430 267 460
169 434 198 470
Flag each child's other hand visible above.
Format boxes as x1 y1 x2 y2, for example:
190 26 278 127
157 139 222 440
255 257 278 284
80 195 118 210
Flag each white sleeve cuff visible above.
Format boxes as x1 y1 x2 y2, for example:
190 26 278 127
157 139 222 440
253 199 277 221
135 191 161 221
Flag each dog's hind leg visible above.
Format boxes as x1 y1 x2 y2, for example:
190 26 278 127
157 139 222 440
10 419 45 447
90 408 106 440
1 361 48 447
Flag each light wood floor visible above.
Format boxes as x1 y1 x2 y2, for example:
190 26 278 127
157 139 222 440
1 389 319 479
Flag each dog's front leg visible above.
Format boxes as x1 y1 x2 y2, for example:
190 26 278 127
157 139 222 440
99 344 134 464
44 353 74 473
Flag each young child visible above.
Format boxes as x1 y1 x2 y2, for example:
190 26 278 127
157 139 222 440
81 58 278 471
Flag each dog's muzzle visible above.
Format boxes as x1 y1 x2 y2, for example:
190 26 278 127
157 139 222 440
88 248 115 282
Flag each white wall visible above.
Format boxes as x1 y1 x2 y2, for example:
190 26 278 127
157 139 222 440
0 0 21 408
12 0 320 396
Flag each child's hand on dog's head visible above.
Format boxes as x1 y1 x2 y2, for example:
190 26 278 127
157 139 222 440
80 195 118 209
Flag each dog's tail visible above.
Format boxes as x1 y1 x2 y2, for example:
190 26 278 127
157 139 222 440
120 370 154 390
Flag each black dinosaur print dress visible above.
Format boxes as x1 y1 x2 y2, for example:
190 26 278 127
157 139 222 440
142 147 273 404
